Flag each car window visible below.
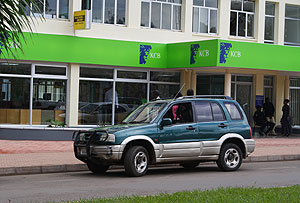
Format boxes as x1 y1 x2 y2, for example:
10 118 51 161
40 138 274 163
224 102 243 120
211 102 226 121
163 102 194 124
116 106 127 113
194 101 213 122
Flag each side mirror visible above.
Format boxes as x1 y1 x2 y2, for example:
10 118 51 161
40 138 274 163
160 118 172 127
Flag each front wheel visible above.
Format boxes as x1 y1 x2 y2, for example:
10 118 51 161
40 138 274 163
124 146 149 177
217 143 242 171
87 161 109 174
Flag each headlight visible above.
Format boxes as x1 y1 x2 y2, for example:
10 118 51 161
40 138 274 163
79 133 85 141
99 133 115 143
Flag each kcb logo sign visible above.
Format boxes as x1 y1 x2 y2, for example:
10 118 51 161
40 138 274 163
220 42 242 64
139 45 161 64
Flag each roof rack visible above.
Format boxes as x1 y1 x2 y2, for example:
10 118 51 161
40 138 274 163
177 95 233 100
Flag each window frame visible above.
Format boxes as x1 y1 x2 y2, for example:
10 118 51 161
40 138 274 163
30 0 70 20
223 102 243 121
141 0 182 31
264 2 275 44
192 0 218 34
230 0 255 38
284 4 300 46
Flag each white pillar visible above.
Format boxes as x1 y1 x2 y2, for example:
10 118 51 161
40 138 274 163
256 0 265 43
224 70 231 97
219 0 231 38
284 76 290 100
127 0 141 28
275 1 285 45
67 64 80 127
182 0 193 35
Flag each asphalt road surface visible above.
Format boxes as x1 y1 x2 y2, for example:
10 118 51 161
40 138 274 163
1 161 300 203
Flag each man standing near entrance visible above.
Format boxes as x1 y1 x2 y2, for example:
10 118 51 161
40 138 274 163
263 97 276 135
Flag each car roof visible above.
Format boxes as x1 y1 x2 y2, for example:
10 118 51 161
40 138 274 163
149 95 234 104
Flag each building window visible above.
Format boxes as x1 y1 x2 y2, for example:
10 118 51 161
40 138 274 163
192 0 218 34
265 2 275 44
230 0 255 38
82 0 126 25
31 0 69 19
290 78 300 125
285 5 300 46
264 76 273 103
141 0 182 31
0 62 67 125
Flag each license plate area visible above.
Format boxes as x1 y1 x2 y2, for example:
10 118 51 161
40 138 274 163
77 147 87 155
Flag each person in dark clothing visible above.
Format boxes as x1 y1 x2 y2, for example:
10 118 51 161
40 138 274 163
187 89 194 96
281 99 292 136
263 97 276 135
253 105 275 136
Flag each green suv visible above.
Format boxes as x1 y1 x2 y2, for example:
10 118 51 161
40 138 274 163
74 96 255 177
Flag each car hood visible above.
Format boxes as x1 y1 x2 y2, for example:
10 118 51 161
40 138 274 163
92 123 149 134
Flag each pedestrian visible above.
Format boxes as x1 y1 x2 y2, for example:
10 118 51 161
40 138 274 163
253 105 275 136
263 97 276 135
151 90 160 101
280 99 292 136
187 89 194 96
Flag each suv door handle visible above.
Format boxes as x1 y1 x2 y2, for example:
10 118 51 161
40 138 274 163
218 123 227 128
186 126 196 130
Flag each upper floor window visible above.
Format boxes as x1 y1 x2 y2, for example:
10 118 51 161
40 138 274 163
192 0 218 34
82 0 126 25
285 5 300 46
31 0 69 19
265 2 275 44
230 0 255 38
141 0 182 31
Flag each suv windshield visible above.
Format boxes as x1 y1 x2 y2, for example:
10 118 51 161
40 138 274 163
123 102 168 124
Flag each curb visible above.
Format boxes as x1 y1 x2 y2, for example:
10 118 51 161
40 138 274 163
1 155 300 176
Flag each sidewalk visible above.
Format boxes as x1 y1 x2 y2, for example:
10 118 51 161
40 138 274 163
1 137 300 176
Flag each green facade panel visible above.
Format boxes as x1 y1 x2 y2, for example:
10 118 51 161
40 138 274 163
1 33 300 72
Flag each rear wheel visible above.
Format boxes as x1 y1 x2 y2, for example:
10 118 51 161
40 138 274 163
217 143 242 171
87 161 109 174
124 146 149 177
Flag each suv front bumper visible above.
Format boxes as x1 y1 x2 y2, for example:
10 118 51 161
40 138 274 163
75 144 122 161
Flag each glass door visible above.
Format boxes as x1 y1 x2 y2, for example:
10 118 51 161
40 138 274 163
236 84 252 123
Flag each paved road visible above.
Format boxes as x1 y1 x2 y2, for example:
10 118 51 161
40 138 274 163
1 161 300 203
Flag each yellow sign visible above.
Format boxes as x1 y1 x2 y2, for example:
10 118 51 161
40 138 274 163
74 10 91 30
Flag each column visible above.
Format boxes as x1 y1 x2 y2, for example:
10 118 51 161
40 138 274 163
275 75 285 125
255 0 265 43
224 70 231 97
67 64 80 127
255 73 264 96
284 76 290 99
275 1 285 45
182 0 193 35
218 0 231 38
191 70 197 95
127 0 141 28
181 69 191 95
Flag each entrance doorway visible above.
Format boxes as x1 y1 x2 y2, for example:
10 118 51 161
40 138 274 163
231 75 253 123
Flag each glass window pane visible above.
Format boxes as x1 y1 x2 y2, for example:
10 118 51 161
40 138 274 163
238 12 246 37
59 0 69 19
230 11 237 36
35 66 66 75
193 7 200 32
45 0 57 19
266 2 275 16
194 101 213 122
237 76 252 82
150 84 180 100
104 0 115 24
211 102 225 121
115 82 147 124
33 79 66 125
247 14 254 37
231 0 242 11
200 8 208 33
243 0 255 12
0 78 30 124
141 2 150 27
151 2 161 28
150 71 180 82
265 16 274 41
33 0 44 17
0 63 31 75
285 5 300 19
264 76 273 86
210 9 217 33
285 19 298 44
82 0 91 10
117 71 147 79
80 67 113 79
162 4 171 29
92 0 103 23
205 0 218 8
224 102 242 120
79 81 113 125
172 5 181 30
169 0 182 3
193 0 204 6
117 0 125 24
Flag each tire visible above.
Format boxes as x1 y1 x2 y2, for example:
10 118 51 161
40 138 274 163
87 161 109 174
124 146 149 177
217 143 242 171
180 162 199 169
